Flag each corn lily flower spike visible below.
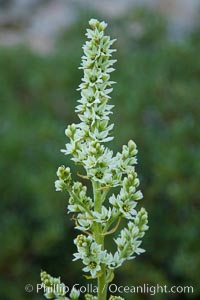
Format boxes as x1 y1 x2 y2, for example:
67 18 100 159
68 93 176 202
41 19 149 300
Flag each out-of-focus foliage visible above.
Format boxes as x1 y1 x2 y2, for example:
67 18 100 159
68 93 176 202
0 8 199 300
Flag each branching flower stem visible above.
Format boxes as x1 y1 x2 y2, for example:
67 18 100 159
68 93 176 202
40 18 149 300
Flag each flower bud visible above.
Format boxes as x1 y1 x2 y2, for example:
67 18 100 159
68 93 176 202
70 288 80 300
56 166 71 185
65 124 76 138
132 191 143 201
55 179 67 191
98 21 107 31
75 234 91 248
89 18 98 28
128 140 136 150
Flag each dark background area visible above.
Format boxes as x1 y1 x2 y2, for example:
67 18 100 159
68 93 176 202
0 2 200 300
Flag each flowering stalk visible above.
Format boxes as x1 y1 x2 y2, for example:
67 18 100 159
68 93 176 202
41 19 148 300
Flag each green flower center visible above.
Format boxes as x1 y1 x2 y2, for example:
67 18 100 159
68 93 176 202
88 96 95 102
89 261 97 269
95 171 104 179
90 75 97 83
123 204 131 212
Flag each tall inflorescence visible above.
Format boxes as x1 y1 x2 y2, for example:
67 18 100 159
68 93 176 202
41 19 148 300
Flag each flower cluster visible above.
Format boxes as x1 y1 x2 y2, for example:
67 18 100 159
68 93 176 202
41 18 148 300
40 271 80 300
40 270 66 300
114 208 148 260
74 235 109 278
55 166 72 191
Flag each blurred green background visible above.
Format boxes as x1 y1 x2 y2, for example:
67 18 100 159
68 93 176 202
0 6 200 300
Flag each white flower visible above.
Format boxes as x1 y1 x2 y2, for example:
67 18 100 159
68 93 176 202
67 203 81 213
75 214 93 231
61 141 78 156
89 242 106 259
75 241 108 277
118 200 137 219
107 251 125 269
88 167 112 185
89 127 114 143
82 258 101 278
108 193 121 207
93 206 112 223
55 179 67 191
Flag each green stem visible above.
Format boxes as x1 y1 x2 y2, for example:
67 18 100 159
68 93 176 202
92 181 108 300
98 264 107 300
